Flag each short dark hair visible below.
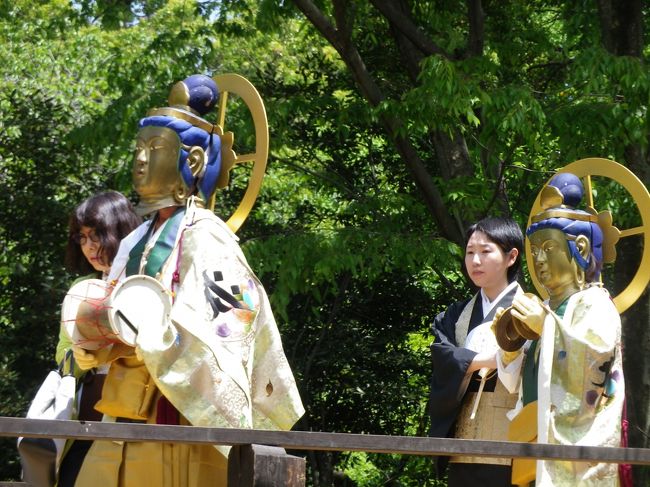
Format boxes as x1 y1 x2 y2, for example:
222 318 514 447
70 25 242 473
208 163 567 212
465 217 524 283
65 191 142 274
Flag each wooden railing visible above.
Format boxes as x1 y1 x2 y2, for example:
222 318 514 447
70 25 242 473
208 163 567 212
1 416 649 485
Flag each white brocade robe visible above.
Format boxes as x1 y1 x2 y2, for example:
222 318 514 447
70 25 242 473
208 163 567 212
76 201 304 487
144 207 304 430
498 285 624 486
108 199 304 437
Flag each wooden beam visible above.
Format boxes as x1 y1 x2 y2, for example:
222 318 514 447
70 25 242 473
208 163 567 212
228 445 305 486
1 417 649 465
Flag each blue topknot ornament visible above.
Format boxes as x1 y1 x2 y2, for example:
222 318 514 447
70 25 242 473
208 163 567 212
168 74 219 117
183 74 219 116
549 173 583 207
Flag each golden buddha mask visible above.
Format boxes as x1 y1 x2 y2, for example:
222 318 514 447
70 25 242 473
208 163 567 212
132 75 221 216
133 126 184 204
529 228 589 301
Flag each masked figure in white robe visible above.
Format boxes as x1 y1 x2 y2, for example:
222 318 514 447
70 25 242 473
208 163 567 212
497 173 624 486
71 75 304 487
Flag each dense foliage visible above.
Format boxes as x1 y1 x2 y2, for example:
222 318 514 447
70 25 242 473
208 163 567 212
1 1 649 485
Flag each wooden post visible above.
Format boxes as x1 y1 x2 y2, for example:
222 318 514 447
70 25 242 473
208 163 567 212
228 444 306 486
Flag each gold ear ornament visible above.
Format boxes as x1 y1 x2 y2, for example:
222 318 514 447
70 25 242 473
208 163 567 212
186 146 206 179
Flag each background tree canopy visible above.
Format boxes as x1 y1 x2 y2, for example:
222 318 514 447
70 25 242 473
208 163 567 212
1 1 649 485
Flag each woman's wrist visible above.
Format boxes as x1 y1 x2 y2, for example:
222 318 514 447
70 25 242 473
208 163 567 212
468 351 497 372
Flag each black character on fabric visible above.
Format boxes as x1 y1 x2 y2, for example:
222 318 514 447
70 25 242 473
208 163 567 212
203 270 246 319
592 357 614 388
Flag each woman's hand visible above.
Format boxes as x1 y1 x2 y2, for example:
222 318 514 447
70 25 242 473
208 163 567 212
510 293 546 335
468 350 497 373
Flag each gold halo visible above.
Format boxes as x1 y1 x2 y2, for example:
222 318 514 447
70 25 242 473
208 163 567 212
210 74 269 233
526 158 650 313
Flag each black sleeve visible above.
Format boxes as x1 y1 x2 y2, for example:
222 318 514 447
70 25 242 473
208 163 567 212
429 299 477 438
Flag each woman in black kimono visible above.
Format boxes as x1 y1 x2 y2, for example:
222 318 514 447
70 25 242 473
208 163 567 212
429 216 523 486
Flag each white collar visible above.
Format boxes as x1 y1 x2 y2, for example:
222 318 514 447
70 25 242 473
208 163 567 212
480 280 518 318
106 220 152 283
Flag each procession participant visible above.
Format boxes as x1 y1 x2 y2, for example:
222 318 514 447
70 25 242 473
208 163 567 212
73 74 304 487
497 173 624 486
57 191 141 487
429 216 523 486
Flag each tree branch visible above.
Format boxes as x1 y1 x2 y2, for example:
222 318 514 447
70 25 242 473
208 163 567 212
291 0 465 244
369 0 450 59
596 0 643 57
332 0 353 44
292 0 383 104
384 0 425 82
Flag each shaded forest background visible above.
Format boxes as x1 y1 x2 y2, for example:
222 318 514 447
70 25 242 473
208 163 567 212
1 1 650 485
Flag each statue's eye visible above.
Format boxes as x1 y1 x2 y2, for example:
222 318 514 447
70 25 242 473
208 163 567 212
149 137 168 151
544 242 557 252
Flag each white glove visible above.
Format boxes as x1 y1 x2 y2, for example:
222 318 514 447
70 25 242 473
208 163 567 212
72 345 99 370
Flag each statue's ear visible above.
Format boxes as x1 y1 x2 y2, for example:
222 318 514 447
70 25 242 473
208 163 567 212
187 146 206 178
575 234 590 260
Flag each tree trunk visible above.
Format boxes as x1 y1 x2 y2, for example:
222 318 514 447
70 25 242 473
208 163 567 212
597 0 649 482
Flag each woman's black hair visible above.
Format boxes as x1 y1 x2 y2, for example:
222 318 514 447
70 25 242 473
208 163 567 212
65 191 142 274
465 216 524 283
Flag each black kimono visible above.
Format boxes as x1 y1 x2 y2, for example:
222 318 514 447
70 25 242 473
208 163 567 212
429 284 520 486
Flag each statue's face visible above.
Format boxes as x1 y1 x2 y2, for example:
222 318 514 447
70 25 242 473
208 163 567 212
528 228 576 297
133 125 181 202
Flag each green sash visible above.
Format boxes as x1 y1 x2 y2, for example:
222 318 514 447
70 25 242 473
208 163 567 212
126 208 185 278
522 298 569 405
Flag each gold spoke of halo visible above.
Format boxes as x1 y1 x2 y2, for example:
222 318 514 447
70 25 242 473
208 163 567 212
209 74 269 233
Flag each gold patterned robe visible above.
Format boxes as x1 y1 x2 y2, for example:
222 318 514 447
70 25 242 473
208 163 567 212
499 285 624 486
75 200 304 487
